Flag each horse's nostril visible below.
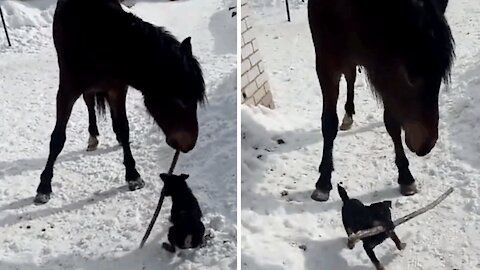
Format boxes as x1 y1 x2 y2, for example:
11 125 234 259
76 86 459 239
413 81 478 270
405 130 421 153
411 134 437 157
404 122 437 155
421 137 437 156
427 137 437 150
166 137 179 150
166 132 196 153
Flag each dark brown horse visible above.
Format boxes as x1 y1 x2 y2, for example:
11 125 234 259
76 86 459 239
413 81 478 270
308 0 454 201
34 0 206 204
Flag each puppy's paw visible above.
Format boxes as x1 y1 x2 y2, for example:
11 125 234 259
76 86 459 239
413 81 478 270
347 240 355 249
398 242 407 250
162 242 176 253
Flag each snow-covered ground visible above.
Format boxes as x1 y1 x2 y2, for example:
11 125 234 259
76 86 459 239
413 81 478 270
242 0 480 269
0 0 237 269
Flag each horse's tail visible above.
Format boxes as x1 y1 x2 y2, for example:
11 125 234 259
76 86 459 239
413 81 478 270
95 93 107 117
337 184 350 202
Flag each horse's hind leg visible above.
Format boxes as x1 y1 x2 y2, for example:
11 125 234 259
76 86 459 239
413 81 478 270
311 57 341 201
35 83 81 204
83 93 99 151
340 66 356 131
110 109 123 146
109 94 125 146
384 109 417 196
106 85 144 191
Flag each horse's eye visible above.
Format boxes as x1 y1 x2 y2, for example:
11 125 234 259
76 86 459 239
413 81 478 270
175 98 191 109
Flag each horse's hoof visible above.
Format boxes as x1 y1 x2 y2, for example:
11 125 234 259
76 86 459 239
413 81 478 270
128 177 145 191
311 189 330 201
339 115 353 131
398 242 407 250
400 183 417 196
87 136 99 151
86 145 97 151
33 193 51 205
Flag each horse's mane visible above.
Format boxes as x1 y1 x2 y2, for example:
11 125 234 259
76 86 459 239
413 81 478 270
395 0 455 85
94 0 206 104
409 0 455 84
127 14 206 103
352 0 455 91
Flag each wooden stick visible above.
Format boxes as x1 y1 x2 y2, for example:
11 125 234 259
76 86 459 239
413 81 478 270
139 150 180 248
285 0 291 22
348 187 454 245
229 6 237 17
167 151 180 175
0 6 11 46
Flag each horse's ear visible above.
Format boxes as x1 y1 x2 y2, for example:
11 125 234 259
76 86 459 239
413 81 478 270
180 37 193 57
180 174 190 181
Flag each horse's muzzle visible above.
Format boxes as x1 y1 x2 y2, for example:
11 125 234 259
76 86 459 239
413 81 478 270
166 131 197 153
404 123 437 156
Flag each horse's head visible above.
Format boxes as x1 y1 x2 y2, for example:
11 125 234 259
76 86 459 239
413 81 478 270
144 37 206 153
381 65 442 157
383 0 454 157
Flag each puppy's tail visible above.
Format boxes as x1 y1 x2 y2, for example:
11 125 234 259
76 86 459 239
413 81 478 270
337 184 349 202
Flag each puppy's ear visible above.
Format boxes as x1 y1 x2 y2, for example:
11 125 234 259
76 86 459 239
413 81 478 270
383 200 392 209
180 37 193 57
180 174 190 181
160 173 169 182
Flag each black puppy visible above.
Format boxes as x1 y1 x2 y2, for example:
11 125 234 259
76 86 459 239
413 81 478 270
160 173 205 253
338 184 405 270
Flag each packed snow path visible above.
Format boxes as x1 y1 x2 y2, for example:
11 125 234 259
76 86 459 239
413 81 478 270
0 0 237 269
242 0 480 269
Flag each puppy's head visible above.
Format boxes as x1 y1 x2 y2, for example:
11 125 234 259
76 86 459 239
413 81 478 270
160 173 189 196
382 200 392 209
368 200 394 227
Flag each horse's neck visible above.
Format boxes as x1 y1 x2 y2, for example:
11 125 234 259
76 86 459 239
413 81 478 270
119 23 180 92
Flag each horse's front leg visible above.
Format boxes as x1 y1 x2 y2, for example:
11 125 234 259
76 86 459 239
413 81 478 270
311 58 341 201
384 109 417 196
107 87 144 191
35 86 81 204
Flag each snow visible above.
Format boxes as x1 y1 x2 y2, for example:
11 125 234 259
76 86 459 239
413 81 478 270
241 1 480 269
0 0 237 269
